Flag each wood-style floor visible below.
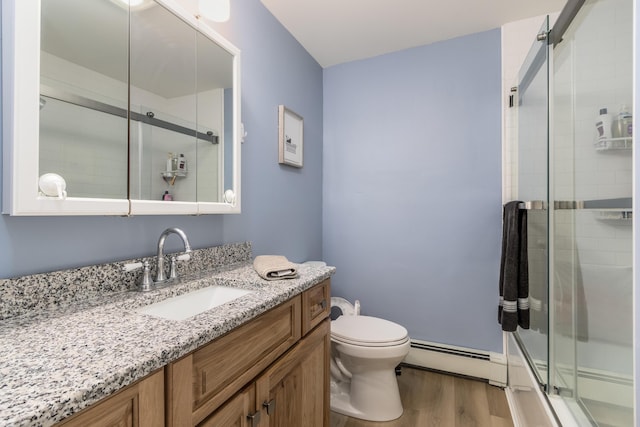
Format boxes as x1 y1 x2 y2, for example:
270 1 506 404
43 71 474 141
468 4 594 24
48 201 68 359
330 366 515 427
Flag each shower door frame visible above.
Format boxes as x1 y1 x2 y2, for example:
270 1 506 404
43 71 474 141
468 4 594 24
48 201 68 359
513 14 552 395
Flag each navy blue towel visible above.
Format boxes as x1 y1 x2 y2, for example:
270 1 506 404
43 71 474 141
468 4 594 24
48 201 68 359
498 201 529 331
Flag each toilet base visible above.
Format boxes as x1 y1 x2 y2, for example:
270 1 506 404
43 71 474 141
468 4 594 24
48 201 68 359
331 380 364 418
330 371 404 422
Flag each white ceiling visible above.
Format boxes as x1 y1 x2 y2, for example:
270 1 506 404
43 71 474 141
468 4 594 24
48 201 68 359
260 0 567 68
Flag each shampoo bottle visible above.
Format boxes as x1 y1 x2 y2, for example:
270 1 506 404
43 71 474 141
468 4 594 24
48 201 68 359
178 154 187 172
613 105 632 138
166 153 174 171
596 108 612 141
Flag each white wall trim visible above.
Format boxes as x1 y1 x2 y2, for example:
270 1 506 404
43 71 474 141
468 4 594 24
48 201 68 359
403 339 507 387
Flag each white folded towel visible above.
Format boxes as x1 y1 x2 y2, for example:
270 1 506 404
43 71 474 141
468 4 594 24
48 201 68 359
253 255 298 281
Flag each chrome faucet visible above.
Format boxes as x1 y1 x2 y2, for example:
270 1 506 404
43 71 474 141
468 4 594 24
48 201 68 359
155 227 192 283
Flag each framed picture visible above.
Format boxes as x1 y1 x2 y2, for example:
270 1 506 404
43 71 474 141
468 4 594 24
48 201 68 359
278 105 303 168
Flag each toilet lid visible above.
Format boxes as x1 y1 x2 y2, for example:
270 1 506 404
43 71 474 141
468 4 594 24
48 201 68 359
331 315 409 347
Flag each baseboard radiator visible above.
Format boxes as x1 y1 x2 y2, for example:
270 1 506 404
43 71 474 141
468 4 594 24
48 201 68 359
403 339 507 387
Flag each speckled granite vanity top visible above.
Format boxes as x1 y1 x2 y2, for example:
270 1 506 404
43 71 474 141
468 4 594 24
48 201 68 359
0 251 334 427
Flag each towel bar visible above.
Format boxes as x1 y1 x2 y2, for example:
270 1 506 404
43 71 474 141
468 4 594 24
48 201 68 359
518 200 547 210
517 198 632 211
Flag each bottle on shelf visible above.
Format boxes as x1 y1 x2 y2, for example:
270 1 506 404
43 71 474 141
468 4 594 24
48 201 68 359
166 152 179 172
595 108 612 141
162 190 173 201
612 105 632 138
166 152 174 172
178 154 187 173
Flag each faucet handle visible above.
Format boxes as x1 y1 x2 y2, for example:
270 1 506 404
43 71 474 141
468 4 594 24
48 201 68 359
122 261 154 292
169 256 178 280
139 261 153 291
122 262 143 272
169 253 190 280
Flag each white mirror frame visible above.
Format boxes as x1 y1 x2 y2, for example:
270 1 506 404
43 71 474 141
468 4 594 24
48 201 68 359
1 0 241 216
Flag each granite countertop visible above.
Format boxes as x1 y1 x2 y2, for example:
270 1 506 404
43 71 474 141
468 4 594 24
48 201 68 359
0 262 335 427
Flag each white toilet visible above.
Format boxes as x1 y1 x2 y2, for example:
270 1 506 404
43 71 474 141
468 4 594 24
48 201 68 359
329 296 411 422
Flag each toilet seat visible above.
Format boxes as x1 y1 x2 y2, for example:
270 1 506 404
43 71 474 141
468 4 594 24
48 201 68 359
332 335 409 348
331 315 409 347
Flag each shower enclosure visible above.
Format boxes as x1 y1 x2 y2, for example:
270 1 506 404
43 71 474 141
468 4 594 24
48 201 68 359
509 0 633 425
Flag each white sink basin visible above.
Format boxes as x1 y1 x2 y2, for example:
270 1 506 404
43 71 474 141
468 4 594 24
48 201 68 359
136 285 253 321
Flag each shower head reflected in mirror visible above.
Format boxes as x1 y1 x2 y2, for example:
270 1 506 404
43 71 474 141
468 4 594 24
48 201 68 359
39 97 46 110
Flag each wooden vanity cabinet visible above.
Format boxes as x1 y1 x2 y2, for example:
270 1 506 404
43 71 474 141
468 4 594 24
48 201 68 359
51 280 330 427
56 368 164 427
168 279 331 427
255 319 329 427
200 320 329 427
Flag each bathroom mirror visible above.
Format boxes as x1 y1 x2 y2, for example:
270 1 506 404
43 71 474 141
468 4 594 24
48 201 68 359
2 0 241 216
40 0 129 201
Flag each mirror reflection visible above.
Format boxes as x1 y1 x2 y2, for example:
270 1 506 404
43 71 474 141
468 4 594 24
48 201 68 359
40 0 129 199
39 0 235 205
196 31 234 203
130 2 199 202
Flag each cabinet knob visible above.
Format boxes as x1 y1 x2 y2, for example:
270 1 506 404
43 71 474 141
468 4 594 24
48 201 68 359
263 399 276 415
319 299 327 309
247 411 261 427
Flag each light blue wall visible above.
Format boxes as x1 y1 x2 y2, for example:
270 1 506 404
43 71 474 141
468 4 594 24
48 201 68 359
210 2 324 261
323 29 503 352
0 0 324 278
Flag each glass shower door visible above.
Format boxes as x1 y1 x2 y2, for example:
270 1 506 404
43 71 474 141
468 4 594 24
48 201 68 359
514 16 550 391
551 0 633 425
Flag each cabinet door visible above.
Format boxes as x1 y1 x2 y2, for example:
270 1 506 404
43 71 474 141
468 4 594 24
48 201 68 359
256 319 330 427
302 280 330 335
198 385 254 427
56 369 164 427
